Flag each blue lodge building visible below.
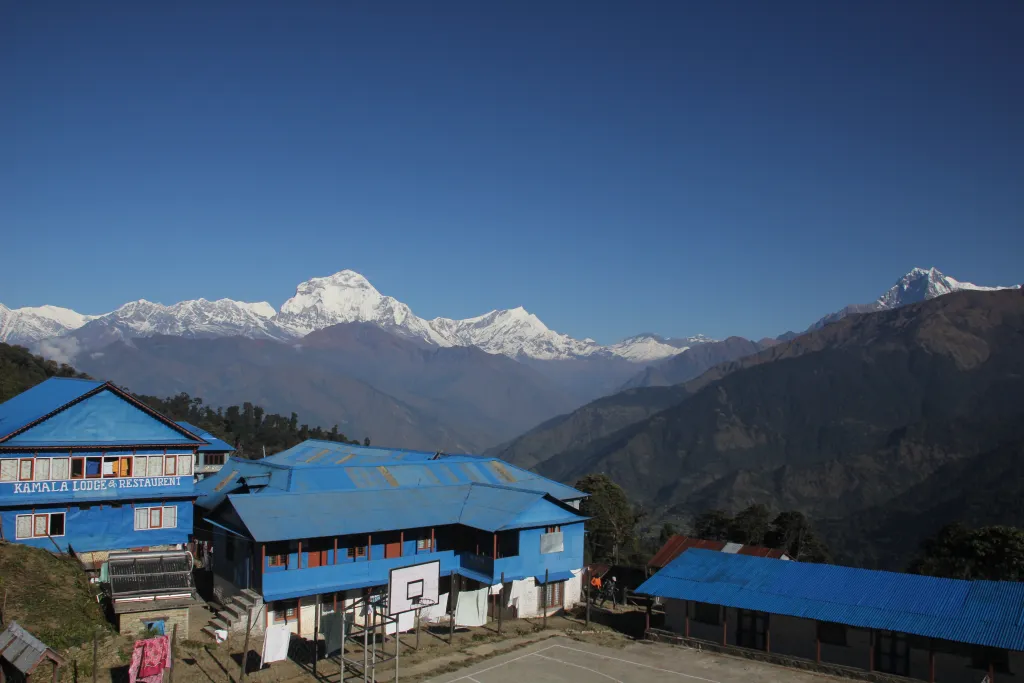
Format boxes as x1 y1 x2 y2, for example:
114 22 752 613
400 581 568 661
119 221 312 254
195 440 588 637
0 378 205 571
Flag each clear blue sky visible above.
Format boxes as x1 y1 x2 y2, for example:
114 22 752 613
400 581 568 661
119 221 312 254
2 1 1021 342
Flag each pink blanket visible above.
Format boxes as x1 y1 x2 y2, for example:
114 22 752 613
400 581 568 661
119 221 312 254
129 635 171 683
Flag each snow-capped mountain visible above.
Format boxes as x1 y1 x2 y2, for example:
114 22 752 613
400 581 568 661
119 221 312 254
278 270 625 360
606 333 715 362
811 267 1020 330
2 269 703 363
0 304 98 346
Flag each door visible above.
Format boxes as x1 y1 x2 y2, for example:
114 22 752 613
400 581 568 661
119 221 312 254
307 550 328 567
385 541 402 559
876 631 909 676
736 609 767 650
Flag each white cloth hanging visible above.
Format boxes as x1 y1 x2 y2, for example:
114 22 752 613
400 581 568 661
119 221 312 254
261 624 291 664
507 579 530 608
489 583 503 596
320 612 344 656
384 610 417 634
454 586 488 627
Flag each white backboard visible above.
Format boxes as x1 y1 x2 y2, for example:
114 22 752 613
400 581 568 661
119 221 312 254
388 560 440 615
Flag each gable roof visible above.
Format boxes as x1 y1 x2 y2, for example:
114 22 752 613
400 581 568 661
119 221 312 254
195 440 586 505
176 421 233 453
649 534 790 569
0 378 203 448
223 482 586 542
637 549 1024 652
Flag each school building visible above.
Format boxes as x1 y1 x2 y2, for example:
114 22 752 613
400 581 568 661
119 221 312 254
194 440 588 638
638 549 1024 683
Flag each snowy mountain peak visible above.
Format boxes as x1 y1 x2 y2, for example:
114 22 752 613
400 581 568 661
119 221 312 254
0 304 99 346
606 332 716 362
877 266 1013 310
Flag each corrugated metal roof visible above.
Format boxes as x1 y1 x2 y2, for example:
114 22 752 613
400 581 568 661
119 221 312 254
648 535 789 569
636 549 1024 651
194 439 586 505
226 482 586 542
176 421 234 453
0 621 64 674
0 378 103 440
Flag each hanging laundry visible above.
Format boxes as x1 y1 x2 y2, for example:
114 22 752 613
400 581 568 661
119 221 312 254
421 592 449 623
507 579 530 609
261 624 291 665
320 612 344 656
454 586 488 627
129 635 170 683
490 583 503 596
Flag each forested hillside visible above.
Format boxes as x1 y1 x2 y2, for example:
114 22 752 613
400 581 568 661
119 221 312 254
0 343 362 458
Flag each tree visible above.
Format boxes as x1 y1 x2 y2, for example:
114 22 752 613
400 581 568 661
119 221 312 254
766 511 832 563
728 504 773 545
692 509 731 541
909 524 1024 581
576 474 643 565
658 522 678 545
364 437 371 447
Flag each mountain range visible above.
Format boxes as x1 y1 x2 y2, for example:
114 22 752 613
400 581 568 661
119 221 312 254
491 287 1024 568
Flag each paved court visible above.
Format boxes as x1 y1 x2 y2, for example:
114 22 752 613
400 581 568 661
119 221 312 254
428 637 838 683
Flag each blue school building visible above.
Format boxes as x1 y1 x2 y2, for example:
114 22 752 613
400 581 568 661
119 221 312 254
195 440 588 637
0 378 206 569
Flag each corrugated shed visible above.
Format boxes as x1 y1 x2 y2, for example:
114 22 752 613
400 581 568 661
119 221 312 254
636 549 1024 651
0 378 103 439
0 621 64 674
176 421 234 453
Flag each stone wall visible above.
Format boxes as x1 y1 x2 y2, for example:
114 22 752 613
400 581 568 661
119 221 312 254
118 606 190 640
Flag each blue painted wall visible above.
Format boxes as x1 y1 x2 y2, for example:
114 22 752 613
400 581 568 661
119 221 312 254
0 500 192 552
6 390 196 446
495 522 585 582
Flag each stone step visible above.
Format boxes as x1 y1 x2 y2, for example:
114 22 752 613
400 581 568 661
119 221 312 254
224 603 248 620
209 617 230 631
200 625 220 642
241 588 261 602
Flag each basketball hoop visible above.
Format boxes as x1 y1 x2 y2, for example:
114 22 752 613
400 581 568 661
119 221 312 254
388 560 441 616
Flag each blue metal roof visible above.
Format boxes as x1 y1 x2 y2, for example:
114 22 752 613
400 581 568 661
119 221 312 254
0 378 103 440
176 422 234 453
636 549 1024 652
224 482 586 542
194 440 586 506
536 570 575 584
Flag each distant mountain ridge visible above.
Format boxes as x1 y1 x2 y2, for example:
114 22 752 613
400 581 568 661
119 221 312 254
2 269 708 364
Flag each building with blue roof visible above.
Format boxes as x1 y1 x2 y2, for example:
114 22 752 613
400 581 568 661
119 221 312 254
194 439 587 639
637 548 1024 683
0 378 207 567
175 422 233 480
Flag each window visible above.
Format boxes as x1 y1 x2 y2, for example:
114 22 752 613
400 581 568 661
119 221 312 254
118 457 132 477
205 453 226 467
693 601 721 626
134 506 177 530
818 621 847 646
85 457 102 479
34 458 50 481
71 457 85 479
972 647 1011 674
51 458 70 480
346 545 367 559
147 456 163 477
177 455 193 476
273 601 298 624
539 580 564 609
267 554 287 568
19 458 33 481
16 512 65 539
545 525 561 533
417 537 434 552
164 455 177 476
1 459 18 482
102 456 119 478
876 631 909 677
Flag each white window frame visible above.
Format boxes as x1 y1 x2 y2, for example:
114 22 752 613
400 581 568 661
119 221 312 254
134 505 177 530
177 455 193 476
0 459 17 482
17 512 65 539
50 457 70 481
33 458 51 481
147 456 163 477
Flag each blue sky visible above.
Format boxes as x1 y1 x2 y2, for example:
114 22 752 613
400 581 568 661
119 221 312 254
2 1 1021 343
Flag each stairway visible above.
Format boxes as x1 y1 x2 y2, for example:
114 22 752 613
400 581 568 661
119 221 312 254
201 589 261 641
